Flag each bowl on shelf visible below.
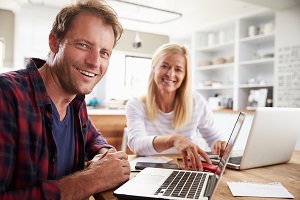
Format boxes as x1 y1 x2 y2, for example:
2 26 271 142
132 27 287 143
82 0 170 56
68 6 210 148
213 57 226 65
199 60 212 66
104 99 125 109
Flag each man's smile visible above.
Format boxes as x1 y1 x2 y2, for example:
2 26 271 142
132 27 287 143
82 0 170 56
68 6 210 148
77 68 97 77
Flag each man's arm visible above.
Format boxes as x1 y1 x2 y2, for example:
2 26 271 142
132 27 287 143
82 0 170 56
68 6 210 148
59 151 130 199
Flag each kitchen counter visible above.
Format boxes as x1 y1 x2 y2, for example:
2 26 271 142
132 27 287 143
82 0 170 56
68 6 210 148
87 107 125 115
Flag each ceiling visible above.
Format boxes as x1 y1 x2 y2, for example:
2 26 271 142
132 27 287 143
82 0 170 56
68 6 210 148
1 0 300 39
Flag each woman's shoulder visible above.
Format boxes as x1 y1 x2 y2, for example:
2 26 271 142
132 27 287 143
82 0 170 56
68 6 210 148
127 97 143 104
193 92 206 103
192 92 210 110
126 97 145 109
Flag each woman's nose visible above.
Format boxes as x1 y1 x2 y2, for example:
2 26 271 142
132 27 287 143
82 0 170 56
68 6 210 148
166 68 174 76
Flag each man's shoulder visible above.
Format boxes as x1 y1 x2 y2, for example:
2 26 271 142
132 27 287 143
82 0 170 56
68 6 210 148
0 69 29 89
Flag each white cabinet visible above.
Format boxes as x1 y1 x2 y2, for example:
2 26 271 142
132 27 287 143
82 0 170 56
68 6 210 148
192 10 275 111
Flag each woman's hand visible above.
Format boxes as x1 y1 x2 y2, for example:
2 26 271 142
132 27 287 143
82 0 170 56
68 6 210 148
211 140 227 156
170 134 211 171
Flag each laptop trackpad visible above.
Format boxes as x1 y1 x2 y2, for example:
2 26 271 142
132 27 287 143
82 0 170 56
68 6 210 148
134 174 165 184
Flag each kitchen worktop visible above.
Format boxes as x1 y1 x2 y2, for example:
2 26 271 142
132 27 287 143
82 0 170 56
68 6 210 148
87 107 125 115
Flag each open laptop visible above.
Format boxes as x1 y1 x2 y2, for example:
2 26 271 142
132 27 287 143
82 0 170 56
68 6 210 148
114 112 246 200
222 107 300 170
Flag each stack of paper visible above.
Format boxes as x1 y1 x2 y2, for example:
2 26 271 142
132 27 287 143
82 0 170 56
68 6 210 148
227 182 294 199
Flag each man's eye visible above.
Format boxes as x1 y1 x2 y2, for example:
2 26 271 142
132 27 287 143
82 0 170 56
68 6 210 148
77 43 89 48
100 51 109 58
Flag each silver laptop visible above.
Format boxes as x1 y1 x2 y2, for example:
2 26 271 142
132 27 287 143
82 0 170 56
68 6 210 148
114 112 246 200
223 107 300 170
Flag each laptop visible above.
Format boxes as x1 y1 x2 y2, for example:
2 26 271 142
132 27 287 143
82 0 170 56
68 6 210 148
114 112 246 200
221 107 300 170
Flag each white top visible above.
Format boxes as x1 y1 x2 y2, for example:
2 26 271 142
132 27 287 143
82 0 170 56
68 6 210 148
125 92 225 155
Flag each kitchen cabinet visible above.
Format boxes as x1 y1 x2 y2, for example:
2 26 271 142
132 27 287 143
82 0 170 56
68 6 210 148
192 10 275 111
88 112 133 154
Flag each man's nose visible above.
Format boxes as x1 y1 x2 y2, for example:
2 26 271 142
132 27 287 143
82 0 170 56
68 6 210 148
86 50 101 68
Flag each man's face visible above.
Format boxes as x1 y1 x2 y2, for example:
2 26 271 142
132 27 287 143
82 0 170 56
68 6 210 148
51 12 115 96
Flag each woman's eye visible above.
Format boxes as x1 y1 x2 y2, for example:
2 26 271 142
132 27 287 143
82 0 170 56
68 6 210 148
161 64 169 69
176 68 183 73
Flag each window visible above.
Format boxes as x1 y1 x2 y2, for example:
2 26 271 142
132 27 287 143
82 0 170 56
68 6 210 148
124 56 151 98
0 38 4 68
101 52 151 101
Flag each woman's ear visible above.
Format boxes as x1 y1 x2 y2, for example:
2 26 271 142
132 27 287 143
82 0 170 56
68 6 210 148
49 33 59 53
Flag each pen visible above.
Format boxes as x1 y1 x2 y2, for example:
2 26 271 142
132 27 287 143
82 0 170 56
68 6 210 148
99 150 109 160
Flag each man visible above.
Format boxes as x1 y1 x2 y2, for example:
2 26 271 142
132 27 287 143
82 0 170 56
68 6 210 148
0 0 130 199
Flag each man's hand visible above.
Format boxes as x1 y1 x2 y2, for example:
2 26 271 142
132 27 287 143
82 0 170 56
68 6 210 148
59 151 130 199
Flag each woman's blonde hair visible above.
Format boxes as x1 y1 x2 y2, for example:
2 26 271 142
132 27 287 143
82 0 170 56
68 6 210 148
142 43 193 130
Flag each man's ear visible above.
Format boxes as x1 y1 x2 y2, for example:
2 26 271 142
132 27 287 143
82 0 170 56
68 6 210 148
49 33 59 53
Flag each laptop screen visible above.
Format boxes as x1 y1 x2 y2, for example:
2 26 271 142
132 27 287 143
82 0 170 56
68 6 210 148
215 112 246 178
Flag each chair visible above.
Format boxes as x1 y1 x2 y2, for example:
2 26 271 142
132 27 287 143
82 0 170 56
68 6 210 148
121 127 128 152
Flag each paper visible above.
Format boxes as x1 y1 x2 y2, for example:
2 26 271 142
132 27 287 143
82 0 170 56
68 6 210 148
227 182 294 199
130 156 173 171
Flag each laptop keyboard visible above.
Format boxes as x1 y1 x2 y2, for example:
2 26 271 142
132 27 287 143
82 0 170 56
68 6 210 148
154 171 207 199
228 156 242 164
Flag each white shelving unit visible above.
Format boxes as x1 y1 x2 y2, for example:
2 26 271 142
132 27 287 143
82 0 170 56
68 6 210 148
192 10 275 111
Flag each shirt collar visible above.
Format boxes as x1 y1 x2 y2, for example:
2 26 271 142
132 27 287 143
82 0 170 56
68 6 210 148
26 58 85 108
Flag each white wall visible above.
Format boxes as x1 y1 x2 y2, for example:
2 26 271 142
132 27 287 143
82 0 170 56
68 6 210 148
273 5 300 107
13 4 57 69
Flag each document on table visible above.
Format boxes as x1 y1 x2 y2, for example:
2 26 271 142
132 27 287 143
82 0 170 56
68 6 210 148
130 156 173 171
227 182 294 199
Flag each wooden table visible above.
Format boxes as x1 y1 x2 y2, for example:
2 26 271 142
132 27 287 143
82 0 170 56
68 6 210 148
93 150 300 200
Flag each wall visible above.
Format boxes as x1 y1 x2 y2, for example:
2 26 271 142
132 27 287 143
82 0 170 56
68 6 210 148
9 4 169 70
115 29 169 55
0 9 14 69
274 5 300 150
274 5 300 108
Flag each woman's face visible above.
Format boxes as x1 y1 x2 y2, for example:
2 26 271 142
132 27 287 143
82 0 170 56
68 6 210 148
153 53 186 94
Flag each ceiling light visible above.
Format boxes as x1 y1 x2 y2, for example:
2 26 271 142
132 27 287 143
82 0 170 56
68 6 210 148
107 0 182 24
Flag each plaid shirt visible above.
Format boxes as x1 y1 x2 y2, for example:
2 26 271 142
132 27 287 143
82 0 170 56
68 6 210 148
0 58 112 199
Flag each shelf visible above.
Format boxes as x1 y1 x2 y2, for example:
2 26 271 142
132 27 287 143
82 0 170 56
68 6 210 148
195 63 234 70
239 57 274 66
239 84 273 89
196 85 234 90
239 33 275 44
195 41 234 52
193 10 275 111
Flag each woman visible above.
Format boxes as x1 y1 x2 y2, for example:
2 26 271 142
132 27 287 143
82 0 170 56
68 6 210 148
125 43 226 171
